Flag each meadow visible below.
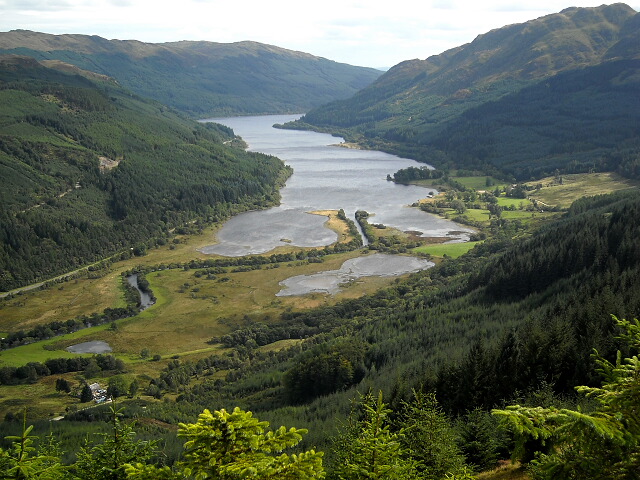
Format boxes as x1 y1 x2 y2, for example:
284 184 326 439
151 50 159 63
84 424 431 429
413 241 482 259
525 172 638 209
0 210 413 417
2 172 637 419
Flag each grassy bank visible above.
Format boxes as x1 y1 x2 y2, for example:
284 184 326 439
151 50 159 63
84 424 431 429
1 172 637 420
0 210 411 418
525 172 637 209
413 241 482 259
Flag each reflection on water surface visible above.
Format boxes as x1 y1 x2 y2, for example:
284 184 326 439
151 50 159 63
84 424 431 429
200 115 473 256
276 253 434 296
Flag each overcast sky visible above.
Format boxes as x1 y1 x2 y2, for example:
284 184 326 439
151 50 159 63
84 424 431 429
1 0 638 68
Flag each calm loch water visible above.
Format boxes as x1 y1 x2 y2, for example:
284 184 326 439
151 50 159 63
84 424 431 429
200 114 472 256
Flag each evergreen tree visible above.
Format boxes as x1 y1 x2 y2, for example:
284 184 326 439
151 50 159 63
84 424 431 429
494 316 640 479
54 378 71 394
456 408 505 472
128 379 139 398
128 407 325 479
330 391 420 480
399 391 468 479
71 405 157 480
0 418 66 479
79 383 93 403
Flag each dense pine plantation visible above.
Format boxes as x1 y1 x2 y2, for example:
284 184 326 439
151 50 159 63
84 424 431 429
425 59 640 180
5 189 636 478
0 57 290 291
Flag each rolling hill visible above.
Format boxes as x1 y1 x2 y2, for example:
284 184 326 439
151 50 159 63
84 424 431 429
0 54 291 291
291 3 640 180
1 11 640 476
0 30 382 117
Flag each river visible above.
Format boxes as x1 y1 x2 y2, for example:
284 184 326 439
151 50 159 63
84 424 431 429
126 274 154 310
200 114 472 256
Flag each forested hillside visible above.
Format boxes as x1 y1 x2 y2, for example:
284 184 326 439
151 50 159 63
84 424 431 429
5 185 638 478
427 59 640 179
167 189 640 421
290 4 640 180
0 31 383 116
0 55 290 291
38 188 634 465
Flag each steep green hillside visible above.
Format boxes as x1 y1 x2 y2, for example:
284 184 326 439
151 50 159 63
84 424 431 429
0 55 290 291
158 190 640 451
20 188 631 467
427 59 640 179
292 4 640 180
0 31 382 116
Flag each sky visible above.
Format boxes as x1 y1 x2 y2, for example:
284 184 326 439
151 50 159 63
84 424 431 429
1 0 638 69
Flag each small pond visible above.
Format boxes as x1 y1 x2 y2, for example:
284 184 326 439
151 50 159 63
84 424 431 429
66 340 112 354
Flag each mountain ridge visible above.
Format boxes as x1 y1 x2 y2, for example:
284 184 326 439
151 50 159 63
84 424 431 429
294 3 640 180
0 30 382 116
0 30 324 61
0 55 291 291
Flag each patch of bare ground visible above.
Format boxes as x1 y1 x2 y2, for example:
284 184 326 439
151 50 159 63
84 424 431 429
477 461 530 480
98 156 121 172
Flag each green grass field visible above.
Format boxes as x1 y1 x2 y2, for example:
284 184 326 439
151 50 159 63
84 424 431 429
0 323 113 367
1 173 637 419
496 197 526 209
0 272 128 332
456 208 490 223
454 175 505 191
407 174 505 192
434 205 547 227
413 241 482 258
526 173 638 209
500 209 542 221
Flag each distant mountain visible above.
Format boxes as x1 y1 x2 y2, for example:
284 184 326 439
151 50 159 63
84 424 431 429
0 55 290 291
292 3 640 180
0 30 382 117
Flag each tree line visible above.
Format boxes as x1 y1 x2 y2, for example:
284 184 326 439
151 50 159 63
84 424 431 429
0 60 291 291
4 319 639 480
117 189 640 466
0 354 124 387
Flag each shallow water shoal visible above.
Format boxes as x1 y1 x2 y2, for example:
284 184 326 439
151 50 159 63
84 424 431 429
200 114 473 256
276 253 434 296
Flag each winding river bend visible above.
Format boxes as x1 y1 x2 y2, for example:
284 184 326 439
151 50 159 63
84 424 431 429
201 114 472 256
126 274 155 310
